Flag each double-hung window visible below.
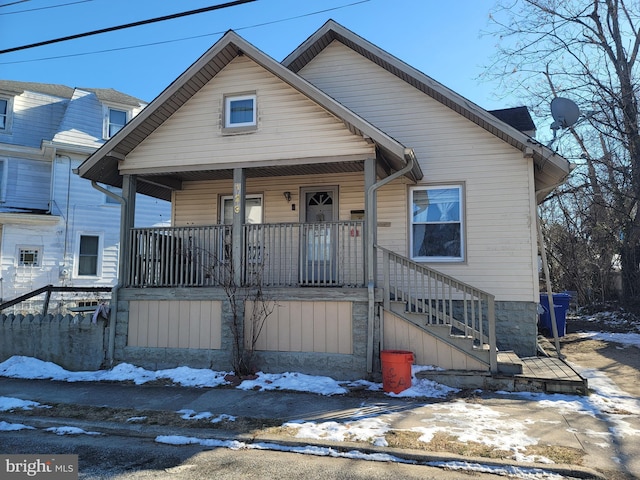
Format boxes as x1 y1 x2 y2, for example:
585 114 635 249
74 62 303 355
224 94 256 129
0 96 13 133
104 106 128 139
78 235 100 276
410 185 464 262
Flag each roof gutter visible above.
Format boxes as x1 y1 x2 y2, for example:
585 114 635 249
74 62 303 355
366 147 416 373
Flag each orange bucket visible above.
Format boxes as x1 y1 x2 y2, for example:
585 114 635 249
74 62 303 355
380 350 414 393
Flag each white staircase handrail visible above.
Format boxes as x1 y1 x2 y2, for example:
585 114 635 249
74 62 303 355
377 245 497 372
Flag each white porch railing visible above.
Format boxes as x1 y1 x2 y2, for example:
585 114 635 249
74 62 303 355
127 221 365 288
378 246 497 372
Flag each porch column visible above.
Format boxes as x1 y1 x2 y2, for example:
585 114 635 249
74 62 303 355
120 174 137 282
364 157 377 374
232 168 246 286
364 157 377 282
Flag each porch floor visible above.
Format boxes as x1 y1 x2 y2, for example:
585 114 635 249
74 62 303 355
513 356 588 395
415 354 588 395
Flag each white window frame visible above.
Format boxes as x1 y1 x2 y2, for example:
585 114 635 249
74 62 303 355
103 104 129 139
0 95 14 133
75 233 103 277
409 185 465 263
223 93 257 130
17 246 42 267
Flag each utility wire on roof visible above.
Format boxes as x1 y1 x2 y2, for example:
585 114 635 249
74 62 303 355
0 0 369 65
0 0 94 16
0 0 256 55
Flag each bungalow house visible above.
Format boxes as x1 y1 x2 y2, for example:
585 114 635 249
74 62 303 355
77 21 571 380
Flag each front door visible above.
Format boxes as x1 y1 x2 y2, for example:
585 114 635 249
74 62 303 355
301 188 337 285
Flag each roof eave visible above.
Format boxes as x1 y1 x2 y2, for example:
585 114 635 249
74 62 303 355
284 20 569 188
79 29 421 189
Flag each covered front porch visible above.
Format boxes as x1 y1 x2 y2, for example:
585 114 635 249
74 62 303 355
126 221 365 289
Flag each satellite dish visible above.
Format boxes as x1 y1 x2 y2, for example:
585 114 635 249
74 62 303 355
550 97 580 130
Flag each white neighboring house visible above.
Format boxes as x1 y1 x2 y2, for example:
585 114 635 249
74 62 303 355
0 80 170 304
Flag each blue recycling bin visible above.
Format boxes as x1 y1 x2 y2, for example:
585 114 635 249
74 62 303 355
539 293 571 337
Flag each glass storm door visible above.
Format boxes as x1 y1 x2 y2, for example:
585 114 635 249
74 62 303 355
301 189 337 284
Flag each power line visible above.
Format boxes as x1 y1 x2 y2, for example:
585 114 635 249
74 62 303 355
0 0 370 65
0 0 29 8
0 0 256 55
0 0 95 16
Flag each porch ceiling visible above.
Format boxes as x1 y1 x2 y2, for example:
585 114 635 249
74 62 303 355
132 160 366 201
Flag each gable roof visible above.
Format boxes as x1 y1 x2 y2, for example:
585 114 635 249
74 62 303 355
283 20 572 201
77 30 421 201
0 80 145 107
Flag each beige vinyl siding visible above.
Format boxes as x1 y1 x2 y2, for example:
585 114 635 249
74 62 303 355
299 42 538 302
173 172 365 226
383 310 488 370
250 300 352 354
172 181 220 226
127 300 222 349
122 55 374 174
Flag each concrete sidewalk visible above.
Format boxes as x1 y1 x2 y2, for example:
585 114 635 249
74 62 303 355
2 377 635 479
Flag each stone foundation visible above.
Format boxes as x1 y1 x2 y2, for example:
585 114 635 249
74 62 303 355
494 301 538 357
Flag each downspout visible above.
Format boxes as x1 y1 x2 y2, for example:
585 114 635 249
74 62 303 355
365 148 416 374
90 180 125 367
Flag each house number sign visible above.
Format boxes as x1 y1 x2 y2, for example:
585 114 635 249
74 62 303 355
233 182 241 214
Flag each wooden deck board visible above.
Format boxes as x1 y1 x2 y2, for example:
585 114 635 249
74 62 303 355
519 356 583 381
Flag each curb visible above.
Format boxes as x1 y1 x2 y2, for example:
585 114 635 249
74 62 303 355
4 413 607 479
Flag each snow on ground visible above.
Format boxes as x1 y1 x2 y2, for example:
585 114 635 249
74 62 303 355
177 409 236 423
237 372 349 396
0 356 455 398
577 331 640 347
0 396 47 411
1 329 639 479
0 395 46 432
409 400 548 463
153 436 569 480
0 420 35 431
0 357 229 387
284 417 391 447
45 426 101 436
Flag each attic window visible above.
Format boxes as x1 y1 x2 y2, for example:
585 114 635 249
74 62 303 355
224 93 256 130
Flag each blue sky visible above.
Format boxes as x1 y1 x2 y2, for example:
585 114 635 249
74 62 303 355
0 0 509 110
